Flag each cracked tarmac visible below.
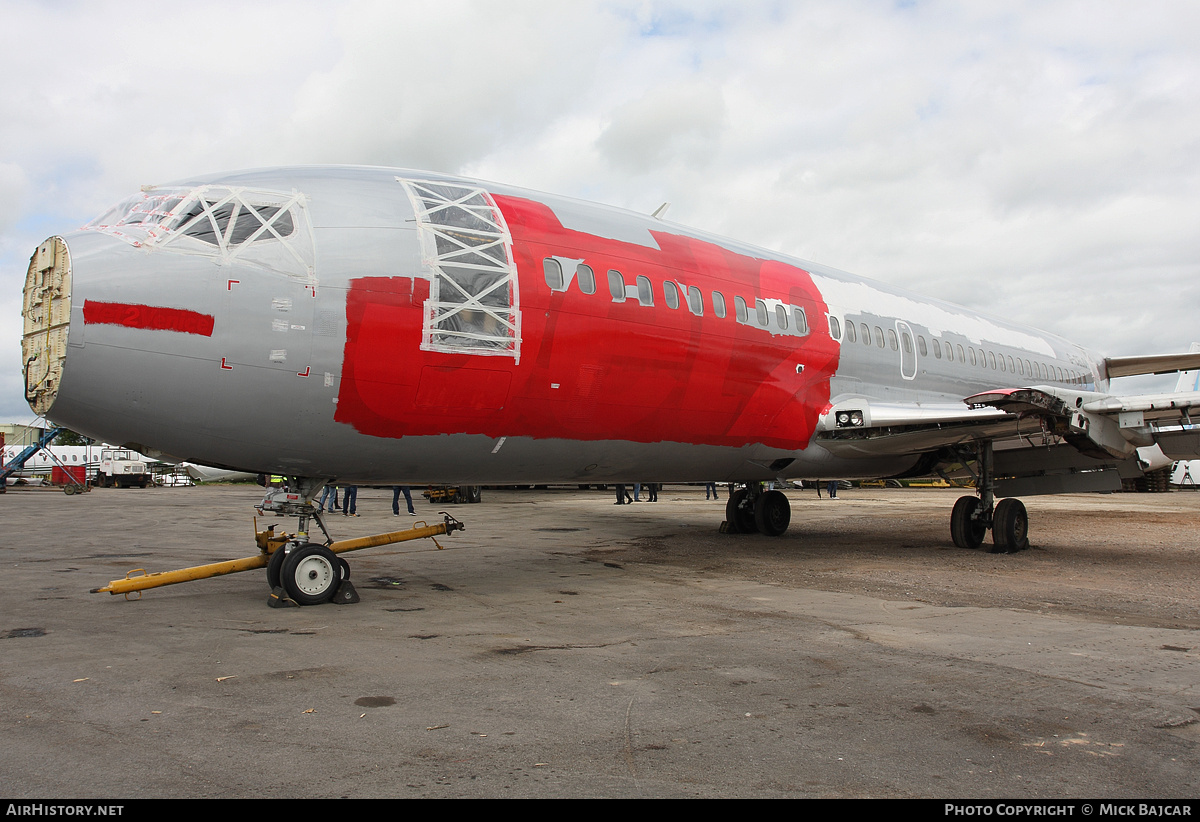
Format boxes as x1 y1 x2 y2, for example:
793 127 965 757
1 484 1197 798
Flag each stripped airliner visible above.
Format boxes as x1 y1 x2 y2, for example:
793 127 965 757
20 167 1200 601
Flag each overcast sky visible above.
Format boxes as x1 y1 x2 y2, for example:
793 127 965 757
2 0 1197 422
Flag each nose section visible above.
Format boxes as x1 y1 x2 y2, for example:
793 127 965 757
21 236 72 417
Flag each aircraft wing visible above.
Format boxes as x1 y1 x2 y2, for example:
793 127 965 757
811 381 1195 470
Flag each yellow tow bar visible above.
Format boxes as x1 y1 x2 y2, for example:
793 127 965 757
91 515 465 598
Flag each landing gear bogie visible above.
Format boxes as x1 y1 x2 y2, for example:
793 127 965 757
725 485 791 536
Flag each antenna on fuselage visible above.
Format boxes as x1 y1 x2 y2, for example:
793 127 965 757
651 202 671 220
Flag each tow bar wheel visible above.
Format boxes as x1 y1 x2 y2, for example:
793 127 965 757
281 544 340 605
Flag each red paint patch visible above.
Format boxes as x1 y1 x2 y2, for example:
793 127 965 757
334 195 840 450
83 300 214 337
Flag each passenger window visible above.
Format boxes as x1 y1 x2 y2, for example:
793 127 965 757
887 329 898 351
756 300 769 327
664 281 680 310
969 348 977 366
636 275 654 306
901 331 912 353
957 345 965 362
860 323 871 346
735 296 748 323
846 321 856 343
874 326 885 348
918 336 927 357
829 316 841 339
543 258 563 290
577 264 596 295
607 270 626 302
944 337 952 359
713 291 727 319
932 339 942 359
999 355 1006 372
1007 355 1015 372
775 305 788 329
989 352 996 369
792 307 808 334
688 286 704 316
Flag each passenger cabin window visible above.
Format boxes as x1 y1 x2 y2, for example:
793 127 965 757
846 321 856 343
735 296 748 323
688 286 704 316
713 291 727 319
829 316 841 340
860 323 871 346
901 331 912 353
756 300 769 327
969 348 977 366
664 281 680 310
793 307 808 334
957 344 965 363
636 275 654 306
607 270 626 302
577 264 596 295
932 339 942 359
946 343 953 362
874 326 885 348
918 336 927 357
543 258 563 290
887 329 898 351
775 305 788 329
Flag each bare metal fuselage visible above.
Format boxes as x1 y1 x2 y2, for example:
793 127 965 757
22 166 1101 485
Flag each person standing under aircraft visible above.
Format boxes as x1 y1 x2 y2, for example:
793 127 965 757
342 485 358 516
392 485 415 516
318 484 340 512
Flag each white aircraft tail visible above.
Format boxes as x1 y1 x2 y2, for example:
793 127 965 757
1173 342 1200 393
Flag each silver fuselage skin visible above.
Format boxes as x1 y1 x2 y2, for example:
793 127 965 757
23 166 1099 485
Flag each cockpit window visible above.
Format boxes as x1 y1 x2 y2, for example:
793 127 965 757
84 184 314 279
177 201 295 246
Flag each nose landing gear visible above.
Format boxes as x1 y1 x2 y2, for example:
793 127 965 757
91 480 466 604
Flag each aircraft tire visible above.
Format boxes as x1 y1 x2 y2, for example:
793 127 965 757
281 544 341 605
726 489 758 534
754 490 791 536
950 496 987 549
266 543 291 590
991 498 1029 553
338 557 351 581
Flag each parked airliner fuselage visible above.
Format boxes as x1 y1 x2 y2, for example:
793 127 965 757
21 166 1102 487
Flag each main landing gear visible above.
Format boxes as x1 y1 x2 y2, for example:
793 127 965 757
724 483 792 536
949 442 1030 553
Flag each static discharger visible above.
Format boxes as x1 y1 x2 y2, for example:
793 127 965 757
91 514 466 601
